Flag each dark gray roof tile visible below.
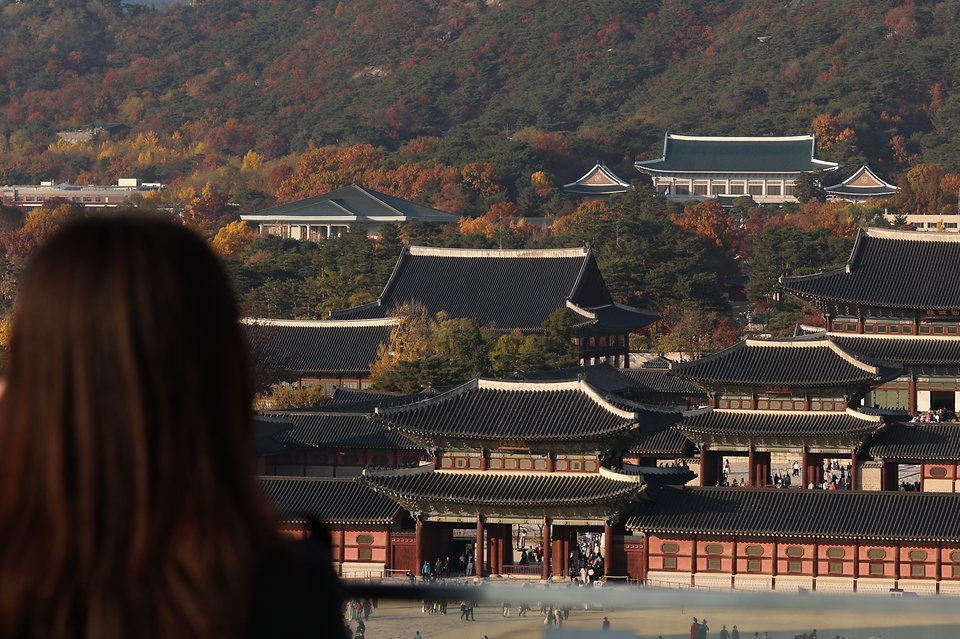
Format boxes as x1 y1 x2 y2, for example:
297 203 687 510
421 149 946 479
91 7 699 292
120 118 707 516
780 228 960 310
258 410 422 450
868 421 960 461
375 378 680 447
670 339 901 388
244 319 394 375
635 133 839 174
258 477 403 524
329 246 655 332
627 486 960 541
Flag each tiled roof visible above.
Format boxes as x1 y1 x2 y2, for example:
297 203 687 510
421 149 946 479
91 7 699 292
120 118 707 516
257 477 404 525
618 368 704 394
635 133 839 175
242 318 395 375
669 339 902 388
257 410 422 450
511 363 640 394
329 246 656 332
825 165 897 199
374 378 680 450
253 414 294 455
325 387 397 406
241 184 459 223
629 427 692 456
868 421 960 461
828 334 960 366
677 408 884 447
793 323 826 336
780 228 960 310
359 465 646 518
563 162 631 196
626 486 960 541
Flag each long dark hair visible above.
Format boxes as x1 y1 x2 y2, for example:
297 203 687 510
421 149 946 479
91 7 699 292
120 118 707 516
0 217 276 638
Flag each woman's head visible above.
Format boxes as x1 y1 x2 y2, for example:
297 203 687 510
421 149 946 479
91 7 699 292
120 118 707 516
0 216 272 637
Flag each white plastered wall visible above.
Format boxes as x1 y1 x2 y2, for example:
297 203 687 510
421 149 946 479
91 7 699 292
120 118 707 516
918 390 931 411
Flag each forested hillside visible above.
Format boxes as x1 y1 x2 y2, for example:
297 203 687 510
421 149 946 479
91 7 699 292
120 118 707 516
3 0 960 195
1 0 958 368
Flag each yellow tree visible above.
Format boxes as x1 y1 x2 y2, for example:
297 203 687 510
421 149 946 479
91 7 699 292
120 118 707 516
210 220 258 256
369 301 435 382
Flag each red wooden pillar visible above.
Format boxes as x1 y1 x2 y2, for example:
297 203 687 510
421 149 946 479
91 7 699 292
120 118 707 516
771 538 778 590
850 451 859 490
909 378 918 415
546 454 555 472
690 535 698 586
415 519 424 576
748 449 756 486
700 450 722 487
480 451 488 471
604 521 614 576
750 451 770 487
881 460 899 491
561 530 570 578
542 518 552 580
475 516 485 578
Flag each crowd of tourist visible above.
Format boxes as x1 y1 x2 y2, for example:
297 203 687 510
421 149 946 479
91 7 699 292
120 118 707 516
910 408 956 422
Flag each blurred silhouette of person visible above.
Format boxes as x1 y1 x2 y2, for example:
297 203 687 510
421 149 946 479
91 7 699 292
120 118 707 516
0 217 346 639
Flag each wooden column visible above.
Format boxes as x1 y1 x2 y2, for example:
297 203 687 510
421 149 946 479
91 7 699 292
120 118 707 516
909 377 918 415
936 542 943 590
748 449 756 487
853 540 859 583
690 535 697 586
812 538 819 591
642 533 650 584
771 538 778 590
386 529 393 572
546 454 555 472
480 450 488 471
542 518 552 580
881 460 898 491
731 536 738 589
751 451 771 487
850 450 859 490
700 450 723 487
339 525 346 576
604 521 614 574
475 516 485 578
415 519 424 576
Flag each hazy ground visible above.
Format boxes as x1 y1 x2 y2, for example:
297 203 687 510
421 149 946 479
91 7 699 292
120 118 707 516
350 586 960 639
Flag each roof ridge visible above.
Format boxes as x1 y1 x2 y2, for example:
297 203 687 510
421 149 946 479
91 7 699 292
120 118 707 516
828 332 960 341
405 245 590 258
862 227 960 242
352 183 406 216
577 379 646 420
376 378 479 416
670 340 746 370
826 340 882 375
666 133 817 142
241 317 398 328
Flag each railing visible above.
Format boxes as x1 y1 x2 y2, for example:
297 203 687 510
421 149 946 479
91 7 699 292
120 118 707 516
499 565 544 576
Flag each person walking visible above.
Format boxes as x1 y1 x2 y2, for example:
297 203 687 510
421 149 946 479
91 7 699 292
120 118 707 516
602 617 610 631
698 619 710 639
731 625 741 639
719 625 730 639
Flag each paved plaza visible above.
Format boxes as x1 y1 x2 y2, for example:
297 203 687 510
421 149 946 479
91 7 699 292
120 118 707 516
349 586 960 639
